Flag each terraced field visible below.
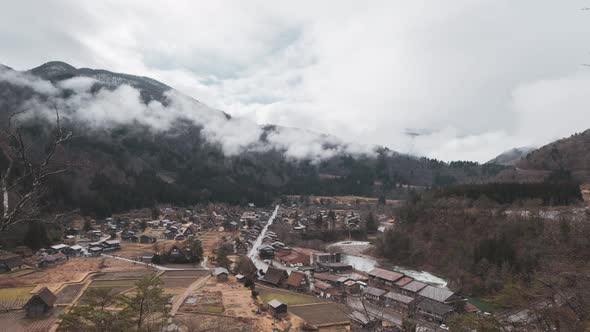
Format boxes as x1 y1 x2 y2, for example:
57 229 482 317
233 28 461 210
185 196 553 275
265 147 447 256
289 303 351 326
0 286 35 310
56 283 86 305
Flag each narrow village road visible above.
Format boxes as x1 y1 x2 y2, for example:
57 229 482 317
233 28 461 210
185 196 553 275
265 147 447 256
247 205 280 272
170 275 211 315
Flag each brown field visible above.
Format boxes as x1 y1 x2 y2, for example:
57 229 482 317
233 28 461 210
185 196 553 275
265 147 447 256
55 283 86 305
0 308 63 332
289 303 351 326
0 257 147 289
0 268 38 278
257 286 323 306
162 277 196 289
163 270 208 278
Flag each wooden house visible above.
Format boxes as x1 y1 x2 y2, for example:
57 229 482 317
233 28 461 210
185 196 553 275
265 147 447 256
24 287 57 317
267 299 287 316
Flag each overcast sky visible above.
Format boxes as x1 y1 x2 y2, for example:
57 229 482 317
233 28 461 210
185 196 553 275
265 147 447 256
2 1 590 162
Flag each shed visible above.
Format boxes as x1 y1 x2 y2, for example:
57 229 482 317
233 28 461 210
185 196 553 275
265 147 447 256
267 299 287 315
213 267 229 282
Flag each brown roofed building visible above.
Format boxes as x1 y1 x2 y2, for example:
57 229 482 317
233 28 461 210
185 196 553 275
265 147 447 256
0 253 23 272
260 266 288 286
286 271 309 291
24 287 57 317
368 268 404 291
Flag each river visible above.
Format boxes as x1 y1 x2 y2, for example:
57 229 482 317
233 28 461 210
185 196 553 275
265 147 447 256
329 241 449 289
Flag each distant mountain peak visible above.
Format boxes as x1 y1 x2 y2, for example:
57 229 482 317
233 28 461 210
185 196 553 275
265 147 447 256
487 146 535 166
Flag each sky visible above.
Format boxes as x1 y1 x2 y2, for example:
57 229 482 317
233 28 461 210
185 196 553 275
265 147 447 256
2 1 590 162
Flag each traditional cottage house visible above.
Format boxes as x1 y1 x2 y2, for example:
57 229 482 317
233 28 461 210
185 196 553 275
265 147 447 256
260 266 288 286
348 311 382 332
267 299 287 316
384 292 415 313
363 286 386 304
234 239 248 255
140 234 157 244
24 287 57 317
367 268 403 291
166 245 189 263
400 280 427 297
0 253 23 272
285 271 308 292
416 286 461 323
213 267 229 282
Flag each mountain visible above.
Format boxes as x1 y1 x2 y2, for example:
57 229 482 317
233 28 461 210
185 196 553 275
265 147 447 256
0 61 503 217
518 129 590 182
487 146 535 166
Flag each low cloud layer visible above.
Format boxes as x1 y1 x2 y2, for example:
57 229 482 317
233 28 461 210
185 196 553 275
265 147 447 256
2 1 590 162
1 68 370 160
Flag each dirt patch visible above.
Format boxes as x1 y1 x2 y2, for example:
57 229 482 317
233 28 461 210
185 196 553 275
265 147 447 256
173 313 259 332
162 277 196 289
289 303 351 326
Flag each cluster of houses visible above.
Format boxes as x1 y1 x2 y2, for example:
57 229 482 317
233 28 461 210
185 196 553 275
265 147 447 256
363 268 466 324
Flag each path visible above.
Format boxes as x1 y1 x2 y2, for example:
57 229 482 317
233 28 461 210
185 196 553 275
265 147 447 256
247 205 282 272
170 275 211 315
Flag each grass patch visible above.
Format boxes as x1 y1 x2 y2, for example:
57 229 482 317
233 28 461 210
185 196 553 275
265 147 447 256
465 296 497 313
204 306 224 314
258 288 321 305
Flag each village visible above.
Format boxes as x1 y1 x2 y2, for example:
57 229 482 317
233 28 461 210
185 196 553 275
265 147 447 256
0 196 475 332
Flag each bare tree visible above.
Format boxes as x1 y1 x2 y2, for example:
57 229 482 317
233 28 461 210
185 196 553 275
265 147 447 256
0 106 73 231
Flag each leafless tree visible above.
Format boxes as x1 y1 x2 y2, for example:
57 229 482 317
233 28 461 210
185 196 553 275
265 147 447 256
0 106 74 231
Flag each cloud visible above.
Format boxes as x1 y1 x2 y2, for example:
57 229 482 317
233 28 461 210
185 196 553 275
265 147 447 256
10 74 367 160
0 68 59 95
2 0 590 162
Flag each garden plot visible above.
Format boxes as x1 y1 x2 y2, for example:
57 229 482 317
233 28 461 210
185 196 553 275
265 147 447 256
180 290 224 314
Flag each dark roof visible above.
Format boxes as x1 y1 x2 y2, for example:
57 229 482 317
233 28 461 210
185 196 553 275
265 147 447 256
402 280 428 293
368 268 403 282
364 286 386 297
313 273 341 283
384 292 414 304
0 254 23 269
286 271 306 287
26 287 57 307
348 311 376 325
417 298 454 316
418 285 456 303
261 266 287 285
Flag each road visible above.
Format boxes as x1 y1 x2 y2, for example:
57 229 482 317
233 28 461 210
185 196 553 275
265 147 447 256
170 275 211 315
246 205 281 272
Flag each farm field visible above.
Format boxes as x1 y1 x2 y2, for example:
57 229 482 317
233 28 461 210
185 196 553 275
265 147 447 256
94 270 156 280
289 303 351 326
55 283 86 305
0 286 35 310
163 270 208 277
257 287 323 306
162 277 196 289
0 308 63 332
